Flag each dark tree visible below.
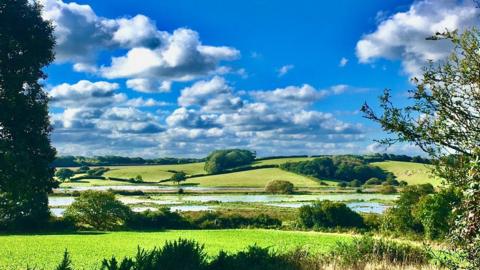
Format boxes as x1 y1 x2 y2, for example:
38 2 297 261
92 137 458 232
0 0 57 229
170 171 187 185
362 29 480 269
55 169 75 182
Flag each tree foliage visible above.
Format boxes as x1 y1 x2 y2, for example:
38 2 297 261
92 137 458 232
298 200 364 229
170 171 187 185
204 149 256 174
64 191 131 230
264 180 294 194
280 156 393 183
55 169 75 182
362 29 480 268
0 0 57 230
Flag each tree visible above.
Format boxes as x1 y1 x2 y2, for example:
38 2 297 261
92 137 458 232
264 180 294 194
298 201 364 229
361 29 480 268
64 191 131 230
0 0 57 229
204 149 256 173
170 171 187 185
55 169 75 182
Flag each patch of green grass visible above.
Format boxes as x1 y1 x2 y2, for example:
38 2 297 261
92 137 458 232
103 163 206 182
60 179 136 187
0 229 351 269
254 157 314 166
185 168 331 187
372 161 442 186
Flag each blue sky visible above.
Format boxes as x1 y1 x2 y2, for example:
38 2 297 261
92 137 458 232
41 0 479 157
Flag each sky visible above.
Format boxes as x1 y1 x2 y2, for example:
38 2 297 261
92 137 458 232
40 0 480 157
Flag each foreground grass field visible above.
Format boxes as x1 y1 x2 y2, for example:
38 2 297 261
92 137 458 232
185 168 332 187
372 161 442 186
0 230 350 269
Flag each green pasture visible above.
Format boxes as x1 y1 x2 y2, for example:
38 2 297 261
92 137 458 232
372 161 442 186
0 229 350 269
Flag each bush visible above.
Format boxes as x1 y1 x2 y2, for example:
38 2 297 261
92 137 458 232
170 171 187 185
64 191 131 230
265 180 294 194
210 246 296 270
191 212 281 229
337 181 347 188
379 185 397 194
101 239 207 270
328 236 430 268
129 175 143 183
383 179 399 186
86 167 109 176
126 208 191 230
365 177 382 185
348 179 361 187
298 201 364 229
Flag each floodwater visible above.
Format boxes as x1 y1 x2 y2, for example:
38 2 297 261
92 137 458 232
266 201 389 214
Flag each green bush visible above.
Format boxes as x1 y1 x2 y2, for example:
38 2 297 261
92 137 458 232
348 179 361 187
210 246 296 270
55 169 75 182
337 181 347 188
379 185 397 194
101 239 207 270
298 201 364 229
328 236 430 268
126 208 191 230
365 177 382 185
64 191 131 230
264 180 294 194
191 212 281 229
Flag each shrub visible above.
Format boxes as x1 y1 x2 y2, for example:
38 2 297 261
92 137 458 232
129 175 143 183
348 179 361 187
383 178 400 186
126 208 191 230
379 184 397 194
337 181 347 188
86 167 109 176
365 177 382 185
265 180 294 194
298 201 364 229
101 239 207 270
191 212 281 229
64 191 131 230
328 236 430 268
210 245 296 270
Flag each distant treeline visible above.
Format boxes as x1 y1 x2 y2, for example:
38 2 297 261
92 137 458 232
280 156 395 183
53 156 204 167
53 152 430 167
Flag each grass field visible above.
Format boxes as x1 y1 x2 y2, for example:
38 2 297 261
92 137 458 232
104 162 206 181
0 230 350 269
372 161 442 186
185 168 332 187
254 157 314 166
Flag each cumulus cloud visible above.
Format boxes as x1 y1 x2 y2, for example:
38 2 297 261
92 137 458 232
101 28 239 82
356 0 480 77
178 76 242 112
250 84 327 108
339 57 348 67
40 0 240 88
49 80 125 108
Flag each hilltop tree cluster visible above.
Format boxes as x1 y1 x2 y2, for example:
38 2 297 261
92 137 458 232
204 149 256 174
280 157 394 183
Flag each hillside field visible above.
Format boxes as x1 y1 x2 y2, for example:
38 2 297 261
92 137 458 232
372 161 442 186
184 167 332 187
0 230 350 269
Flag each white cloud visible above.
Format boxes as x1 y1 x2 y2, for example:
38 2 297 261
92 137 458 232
40 0 240 88
356 0 480 77
250 84 328 108
277 64 294 77
339 57 348 67
126 78 171 93
178 76 242 112
101 28 239 82
49 80 124 108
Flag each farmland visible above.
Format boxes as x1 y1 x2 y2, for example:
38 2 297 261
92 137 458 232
0 230 351 270
372 161 441 186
